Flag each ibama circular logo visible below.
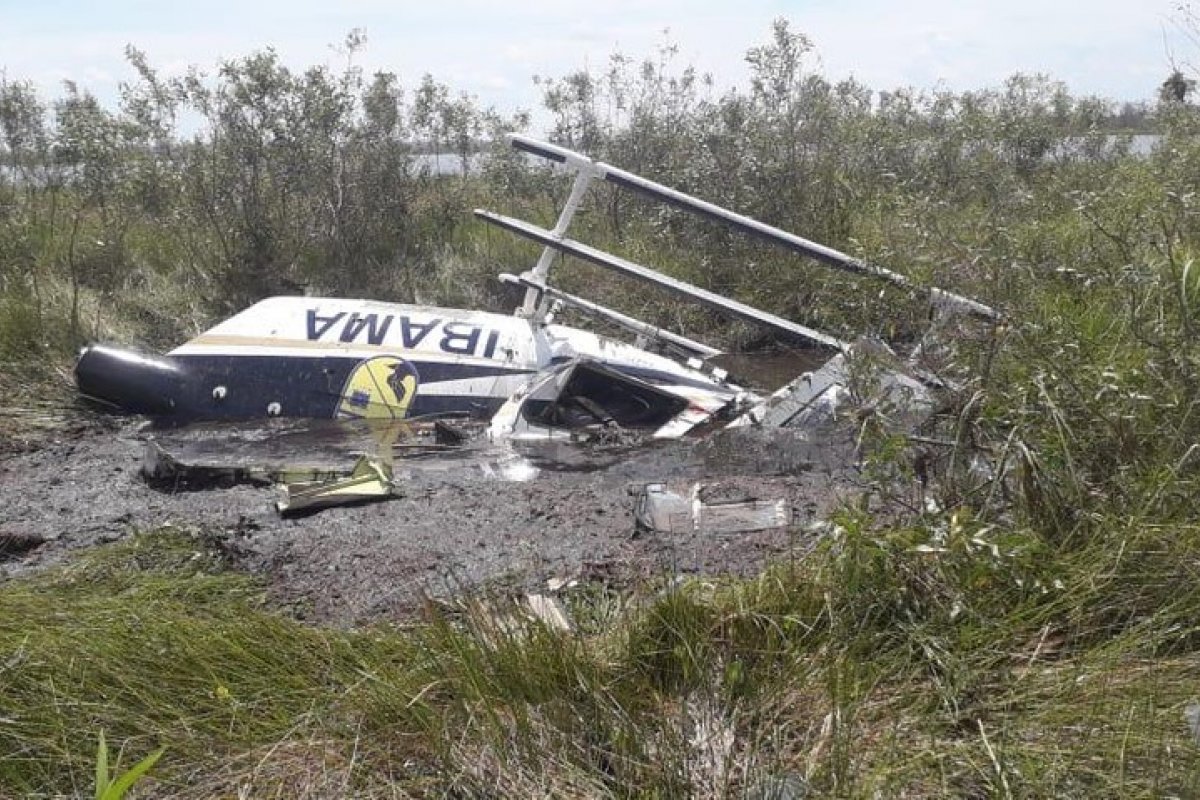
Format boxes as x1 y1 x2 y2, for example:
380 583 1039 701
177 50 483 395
336 356 420 419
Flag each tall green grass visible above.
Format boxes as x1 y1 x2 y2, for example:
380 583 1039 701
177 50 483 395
3 524 1198 798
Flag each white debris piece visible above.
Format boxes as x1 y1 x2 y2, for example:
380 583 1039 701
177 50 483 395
635 482 792 535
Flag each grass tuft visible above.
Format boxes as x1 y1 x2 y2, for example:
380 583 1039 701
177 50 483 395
2 525 1199 797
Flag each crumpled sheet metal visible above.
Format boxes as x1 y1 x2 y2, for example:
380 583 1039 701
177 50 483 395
276 455 396 515
635 482 792 535
731 338 937 433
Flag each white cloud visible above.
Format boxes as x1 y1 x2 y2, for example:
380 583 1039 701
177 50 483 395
798 0 1183 99
480 74 513 90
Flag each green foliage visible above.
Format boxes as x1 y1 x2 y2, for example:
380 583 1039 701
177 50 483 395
93 730 164 800
0 36 523 361
5 520 1200 797
0 21 1178 356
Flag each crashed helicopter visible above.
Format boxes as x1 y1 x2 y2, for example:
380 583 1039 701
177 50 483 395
75 135 998 445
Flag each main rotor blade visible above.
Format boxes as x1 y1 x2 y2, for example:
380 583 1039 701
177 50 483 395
476 209 847 350
507 133 999 322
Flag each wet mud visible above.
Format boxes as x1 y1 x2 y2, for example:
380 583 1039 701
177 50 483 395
0 418 864 625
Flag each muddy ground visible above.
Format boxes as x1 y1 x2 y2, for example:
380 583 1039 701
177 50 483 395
0 415 865 625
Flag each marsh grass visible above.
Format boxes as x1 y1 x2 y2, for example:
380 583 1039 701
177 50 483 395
2 521 1199 798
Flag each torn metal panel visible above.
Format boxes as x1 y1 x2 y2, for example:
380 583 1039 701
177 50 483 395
140 417 398 484
635 482 793 535
534 359 690 429
731 354 850 429
142 438 346 487
141 418 539 489
489 357 719 442
276 455 395 515
730 339 937 433
524 594 573 632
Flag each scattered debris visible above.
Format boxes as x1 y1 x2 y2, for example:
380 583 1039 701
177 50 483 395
635 481 792 535
137 416 540 513
545 575 578 593
276 456 395 516
1185 701 1200 745
523 593 573 632
139 417 399 486
0 420 849 621
434 419 471 446
745 772 810 800
732 338 936 433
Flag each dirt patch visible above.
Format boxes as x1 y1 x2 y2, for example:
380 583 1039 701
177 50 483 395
0 420 865 625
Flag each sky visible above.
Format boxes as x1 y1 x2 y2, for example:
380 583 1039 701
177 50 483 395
0 0 1194 126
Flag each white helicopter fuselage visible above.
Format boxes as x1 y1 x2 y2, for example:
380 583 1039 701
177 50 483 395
76 296 743 437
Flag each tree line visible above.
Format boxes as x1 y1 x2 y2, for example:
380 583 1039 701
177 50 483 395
0 21 1194 359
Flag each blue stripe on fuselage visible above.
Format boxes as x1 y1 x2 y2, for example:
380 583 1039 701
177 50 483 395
161 353 533 419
